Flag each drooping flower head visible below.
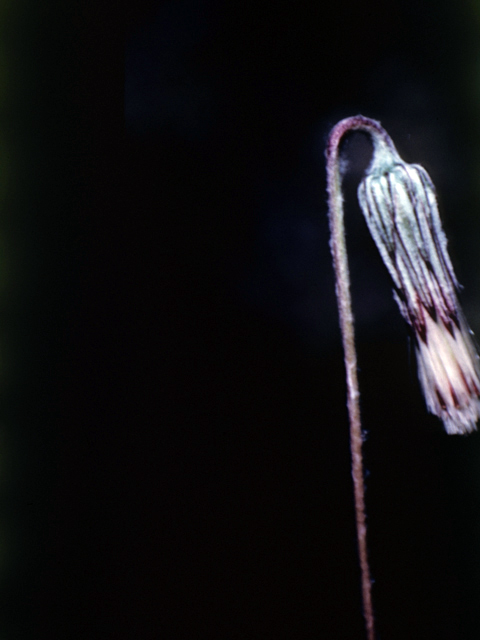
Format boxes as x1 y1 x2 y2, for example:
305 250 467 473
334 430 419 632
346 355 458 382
356 121 480 434
324 115 476 640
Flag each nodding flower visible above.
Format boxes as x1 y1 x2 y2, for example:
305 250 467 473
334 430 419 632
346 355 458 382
357 130 480 434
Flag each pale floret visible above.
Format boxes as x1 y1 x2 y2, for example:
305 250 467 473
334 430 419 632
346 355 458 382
416 313 480 435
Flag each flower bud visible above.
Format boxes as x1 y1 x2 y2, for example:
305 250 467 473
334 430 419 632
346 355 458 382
358 144 480 434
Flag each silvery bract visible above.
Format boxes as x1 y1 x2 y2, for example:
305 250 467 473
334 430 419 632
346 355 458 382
358 141 480 434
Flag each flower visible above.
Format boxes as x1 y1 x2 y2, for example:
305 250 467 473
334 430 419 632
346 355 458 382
357 140 480 434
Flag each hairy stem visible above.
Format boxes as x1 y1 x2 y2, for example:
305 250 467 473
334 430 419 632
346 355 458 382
326 116 391 640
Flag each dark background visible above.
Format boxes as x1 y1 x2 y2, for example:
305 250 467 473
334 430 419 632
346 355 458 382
3 1 480 638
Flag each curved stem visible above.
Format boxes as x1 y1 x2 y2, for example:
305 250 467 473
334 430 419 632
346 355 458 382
326 116 390 640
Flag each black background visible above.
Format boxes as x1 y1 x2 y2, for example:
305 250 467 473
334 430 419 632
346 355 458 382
3 1 480 638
